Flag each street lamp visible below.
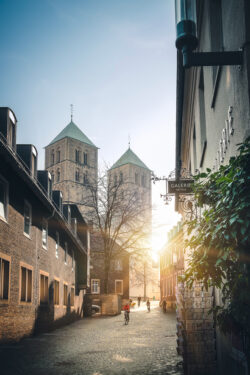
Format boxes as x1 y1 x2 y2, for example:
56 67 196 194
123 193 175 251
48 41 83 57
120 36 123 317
175 0 243 68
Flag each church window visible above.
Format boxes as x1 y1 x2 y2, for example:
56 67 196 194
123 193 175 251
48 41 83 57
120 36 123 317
119 172 123 184
57 169 60 182
83 152 88 165
51 172 54 184
51 150 55 165
75 169 80 182
75 149 80 163
83 172 88 186
56 149 60 163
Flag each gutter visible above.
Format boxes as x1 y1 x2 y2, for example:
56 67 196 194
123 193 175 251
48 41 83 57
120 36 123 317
175 50 185 211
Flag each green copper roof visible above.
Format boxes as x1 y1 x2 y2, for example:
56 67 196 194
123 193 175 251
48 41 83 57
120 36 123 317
110 148 150 171
49 121 97 148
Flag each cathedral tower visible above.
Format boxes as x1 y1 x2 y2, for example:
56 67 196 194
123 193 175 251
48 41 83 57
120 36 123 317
109 147 154 298
45 119 98 219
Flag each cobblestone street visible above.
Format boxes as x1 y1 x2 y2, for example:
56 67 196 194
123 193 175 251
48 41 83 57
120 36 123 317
0 302 183 375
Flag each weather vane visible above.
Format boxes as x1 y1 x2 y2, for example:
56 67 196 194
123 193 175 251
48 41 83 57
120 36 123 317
70 104 73 121
128 134 131 148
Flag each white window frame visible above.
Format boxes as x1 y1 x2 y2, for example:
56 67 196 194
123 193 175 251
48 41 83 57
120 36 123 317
0 175 8 222
115 279 123 295
24 200 32 238
42 219 48 249
91 279 100 294
114 259 123 271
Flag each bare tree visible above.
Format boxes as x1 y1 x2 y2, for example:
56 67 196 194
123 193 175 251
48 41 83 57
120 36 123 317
83 168 151 294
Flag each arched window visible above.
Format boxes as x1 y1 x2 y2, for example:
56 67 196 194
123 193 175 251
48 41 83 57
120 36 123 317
119 172 123 184
51 150 55 165
57 169 60 182
83 152 88 165
75 169 80 182
75 149 80 163
83 172 88 186
56 149 60 163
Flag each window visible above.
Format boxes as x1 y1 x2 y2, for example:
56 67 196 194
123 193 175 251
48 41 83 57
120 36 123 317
55 232 59 258
83 172 88 186
56 149 60 163
83 152 88 165
64 242 68 264
42 219 48 249
24 201 32 236
57 169 60 182
54 279 59 305
115 280 123 295
40 272 49 305
0 256 10 301
135 173 139 185
0 176 8 221
75 169 80 182
199 69 207 168
192 125 197 172
63 283 68 306
8 118 16 149
51 150 55 165
113 259 123 271
119 172 123 184
20 266 32 302
51 171 54 184
70 287 75 306
114 174 117 185
91 279 100 294
75 149 80 163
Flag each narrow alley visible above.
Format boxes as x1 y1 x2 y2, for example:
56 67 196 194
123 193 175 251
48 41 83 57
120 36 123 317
0 302 183 375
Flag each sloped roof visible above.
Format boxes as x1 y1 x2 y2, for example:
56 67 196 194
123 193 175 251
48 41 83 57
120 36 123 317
48 121 97 148
110 147 150 171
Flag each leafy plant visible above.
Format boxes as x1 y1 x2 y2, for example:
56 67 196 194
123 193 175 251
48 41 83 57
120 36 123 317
183 137 250 371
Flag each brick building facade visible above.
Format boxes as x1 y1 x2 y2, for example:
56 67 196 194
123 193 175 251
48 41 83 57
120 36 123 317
160 221 184 310
0 107 89 342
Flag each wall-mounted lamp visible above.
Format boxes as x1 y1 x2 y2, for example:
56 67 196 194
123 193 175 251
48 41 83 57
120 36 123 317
175 0 243 68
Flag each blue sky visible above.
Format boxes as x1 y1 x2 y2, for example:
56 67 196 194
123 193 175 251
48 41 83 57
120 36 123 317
0 0 180 247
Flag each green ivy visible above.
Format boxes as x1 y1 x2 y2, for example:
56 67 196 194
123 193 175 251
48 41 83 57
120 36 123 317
183 137 250 366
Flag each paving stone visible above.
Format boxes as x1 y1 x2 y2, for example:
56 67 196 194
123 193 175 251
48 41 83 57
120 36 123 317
0 303 183 375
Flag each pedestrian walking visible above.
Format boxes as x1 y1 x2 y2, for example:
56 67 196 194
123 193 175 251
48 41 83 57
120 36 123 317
146 299 150 312
138 296 141 307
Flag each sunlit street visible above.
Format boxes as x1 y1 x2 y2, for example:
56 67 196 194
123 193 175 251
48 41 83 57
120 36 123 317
0 302 183 375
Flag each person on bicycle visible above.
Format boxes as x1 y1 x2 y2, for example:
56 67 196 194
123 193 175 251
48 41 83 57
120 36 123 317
123 302 130 322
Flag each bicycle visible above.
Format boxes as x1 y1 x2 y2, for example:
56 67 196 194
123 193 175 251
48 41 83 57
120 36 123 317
124 310 129 325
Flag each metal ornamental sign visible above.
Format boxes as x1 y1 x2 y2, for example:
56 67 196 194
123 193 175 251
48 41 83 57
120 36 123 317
167 179 194 194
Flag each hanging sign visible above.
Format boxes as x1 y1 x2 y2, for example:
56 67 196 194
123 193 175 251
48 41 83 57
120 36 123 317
167 179 194 194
